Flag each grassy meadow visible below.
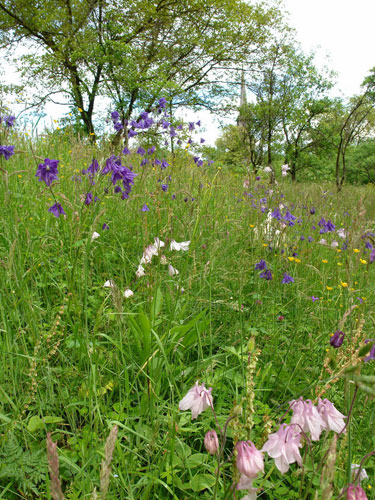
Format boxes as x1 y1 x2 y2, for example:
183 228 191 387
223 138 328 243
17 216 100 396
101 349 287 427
0 125 375 499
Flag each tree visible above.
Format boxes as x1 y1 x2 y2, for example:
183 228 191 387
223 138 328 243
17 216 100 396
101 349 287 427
0 0 283 136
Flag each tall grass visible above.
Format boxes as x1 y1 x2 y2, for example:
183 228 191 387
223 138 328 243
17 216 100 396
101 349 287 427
0 126 374 499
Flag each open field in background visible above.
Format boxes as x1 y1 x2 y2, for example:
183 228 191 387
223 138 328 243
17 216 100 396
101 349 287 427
0 128 375 499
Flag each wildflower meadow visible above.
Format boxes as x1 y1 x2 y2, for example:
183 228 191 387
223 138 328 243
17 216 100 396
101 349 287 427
0 100 374 500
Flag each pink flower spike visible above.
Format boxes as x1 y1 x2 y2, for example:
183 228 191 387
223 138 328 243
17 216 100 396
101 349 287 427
236 441 264 479
290 397 326 441
178 382 213 419
261 424 303 474
317 398 347 433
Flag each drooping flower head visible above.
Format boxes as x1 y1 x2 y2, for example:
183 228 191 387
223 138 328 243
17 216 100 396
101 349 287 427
0 145 15 160
317 398 346 433
289 397 325 441
35 158 59 186
178 381 213 419
48 202 65 218
259 269 272 280
282 273 294 284
346 484 368 500
3 115 15 127
255 259 267 270
330 330 345 348
261 424 302 474
236 441 264 479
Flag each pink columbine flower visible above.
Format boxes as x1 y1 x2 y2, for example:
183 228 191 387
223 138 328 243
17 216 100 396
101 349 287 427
317 398 346 433
178 382 213 419
290 397 326 441
261 424 303 474
236 441 264 479
204 430 219 455
236 474 258 500
346 484 368 500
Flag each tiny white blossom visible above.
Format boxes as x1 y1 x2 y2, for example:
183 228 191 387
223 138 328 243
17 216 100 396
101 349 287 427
136 264 145 278
103 279 115 288
91 231 100 241
124 289 134 298
168 264 179 276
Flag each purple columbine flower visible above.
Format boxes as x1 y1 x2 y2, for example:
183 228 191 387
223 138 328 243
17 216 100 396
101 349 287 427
87 159 99 175
189 122 195 131
271 208 282 220
255 259 267 270
114 121 123 131
0 145 15 160
312 296 319 302
161 159 169 169
102 223 109 230
169 127 177 137
137 147 146 155
84 192 93 205
282 273 294 284
310 207 316 215
148 146 156 155
284 210 296 226
200 138 205 143
259 269 272 280
141 203 149 212
48 202 65 218
158 97 167 109
111 111 119 122
122 147 131 155
161 184 168 192
318 217 326 227
364 339 375 362
255 176 261 181
35 158 59 186
128 129 137 138
308 236 314 242
330 330 345 348
4 115 15 127
370 248 375 263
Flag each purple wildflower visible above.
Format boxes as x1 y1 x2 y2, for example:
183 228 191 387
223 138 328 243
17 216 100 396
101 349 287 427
137 147 146 155
189 122 195 131
141 203 149 212
312 296 319 302
84 192 93 205
102 223 109 230
271 208 282 220
161 184 168 192
122 147 131 155
158 97 167 109
4 115 15 127
35 158 59 186
310 207 316 215
0 145 15 160
48 203 65 218
200 138 205 143
111 111 120 122
364 339 375 362
161 159 169 169
370 248 375 263
282 273 294 284
114 121 123 131
148 146 156 155
255 259 267 270
128 129 137 138
330 330 345 348
259 269 272 280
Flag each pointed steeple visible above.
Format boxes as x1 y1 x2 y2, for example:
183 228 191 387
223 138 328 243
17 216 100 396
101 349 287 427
237 70 247 127
240 70 247 107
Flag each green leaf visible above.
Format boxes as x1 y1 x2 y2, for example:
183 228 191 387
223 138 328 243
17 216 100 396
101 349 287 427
185 453 207 468
27 416 43 433
43 416 63 424
189 473 216 491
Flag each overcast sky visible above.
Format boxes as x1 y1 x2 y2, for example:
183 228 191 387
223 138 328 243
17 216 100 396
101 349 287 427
282 0 375 96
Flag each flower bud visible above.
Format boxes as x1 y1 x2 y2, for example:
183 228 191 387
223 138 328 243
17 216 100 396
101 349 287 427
330 330 345 348
204 430 219 455
346 484 368 500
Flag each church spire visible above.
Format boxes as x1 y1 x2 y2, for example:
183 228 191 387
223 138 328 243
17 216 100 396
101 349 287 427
237 70 247 127
240 70 247 107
